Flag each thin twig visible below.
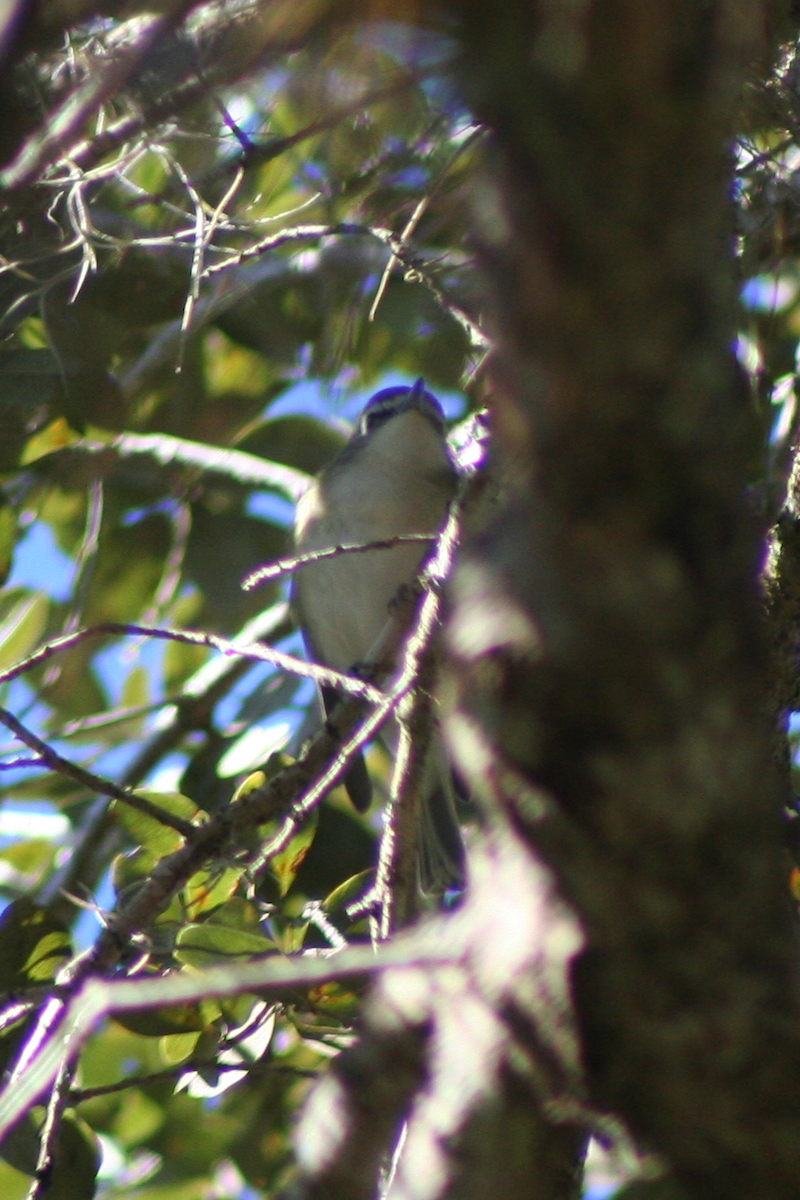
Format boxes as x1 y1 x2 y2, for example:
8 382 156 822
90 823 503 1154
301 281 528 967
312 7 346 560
0 704 197 836
0 0 200 191
201 221 392 278
202 220 490 352
27 1057 75 1200
242 534 436 590
73 65 428 183
0 621 383 704
371 502 462 934
2 519 457 1150
68 1057 319 1101
38 604 293 917
368 125 486 324
0 935 455 1142
247 578 435 878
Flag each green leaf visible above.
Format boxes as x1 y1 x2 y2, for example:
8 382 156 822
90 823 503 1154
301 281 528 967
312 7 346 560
175 922 276 969
0 898 71 997
20 417 80 464
0 592 48 672
112 847 156 897
0 1158 29 1199
0 839 58 894
217 720 293 777
0 500 17 587
322 869 373 916
270 808 319 897
305 980 361 1022
163 636 209 693
204 895 264 932
230 770 267 804
121 663 150 709
113 791 201 857
183 865 243 918
112 1000 207 1040
159 1031 202 1066
112 1088 165 1148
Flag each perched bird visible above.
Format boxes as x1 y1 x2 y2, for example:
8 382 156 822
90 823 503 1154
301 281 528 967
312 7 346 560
291 378 464 892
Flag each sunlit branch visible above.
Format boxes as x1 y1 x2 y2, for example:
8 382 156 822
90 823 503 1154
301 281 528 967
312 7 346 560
0 621 383 705
242 533 435 590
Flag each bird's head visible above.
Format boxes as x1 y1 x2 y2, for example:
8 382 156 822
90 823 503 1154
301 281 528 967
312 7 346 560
354 377 447 441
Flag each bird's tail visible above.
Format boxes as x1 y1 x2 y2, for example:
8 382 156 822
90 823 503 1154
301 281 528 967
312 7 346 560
416 735 467 897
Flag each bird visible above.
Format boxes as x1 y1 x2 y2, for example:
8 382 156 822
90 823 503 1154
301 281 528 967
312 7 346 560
291 378 465 893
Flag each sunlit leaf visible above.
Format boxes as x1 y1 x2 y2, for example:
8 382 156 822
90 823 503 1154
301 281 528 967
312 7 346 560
183 865 243 918
113 791 202 858
0 500 17 587
217 720 294 777
322 868 373 916
269 808 319 897
159 1031 202 1066
20 417 80 464
0 591 48 672
175 922 276 969
306 980 362 1022
0 839 58 894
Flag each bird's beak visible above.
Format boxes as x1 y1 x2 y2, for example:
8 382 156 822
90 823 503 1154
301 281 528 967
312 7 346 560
397 377 427 413
395 378 446 430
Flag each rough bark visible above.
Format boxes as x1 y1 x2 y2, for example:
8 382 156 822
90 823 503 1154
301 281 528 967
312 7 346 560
442 3 800 1198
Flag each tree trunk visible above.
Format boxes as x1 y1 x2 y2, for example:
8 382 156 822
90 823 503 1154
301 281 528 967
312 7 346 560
443 3 800 1197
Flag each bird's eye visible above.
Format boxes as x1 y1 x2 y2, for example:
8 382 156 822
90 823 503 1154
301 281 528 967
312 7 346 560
361 406 393 434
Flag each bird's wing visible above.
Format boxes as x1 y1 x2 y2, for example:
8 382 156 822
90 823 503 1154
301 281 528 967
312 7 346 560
319 685 373 813
292 575 374 814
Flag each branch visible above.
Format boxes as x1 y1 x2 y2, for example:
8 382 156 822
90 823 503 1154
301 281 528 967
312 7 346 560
242 533 436 590
38 603 293 917
0 0 200 191
0 705 196 836
0 933 452 1141
0 620 382 704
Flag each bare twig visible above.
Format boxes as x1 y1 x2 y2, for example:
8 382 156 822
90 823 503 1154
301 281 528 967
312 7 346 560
0 621 383 704
27 1058 75 1200
68 1057 318 1102
247 577 436 877
201 221 392 277
0 0 201 191
368 125 486 324
202 220 490 352
116 67 430 209
369 500 462 934
0 704 196 836
242 534 436 590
